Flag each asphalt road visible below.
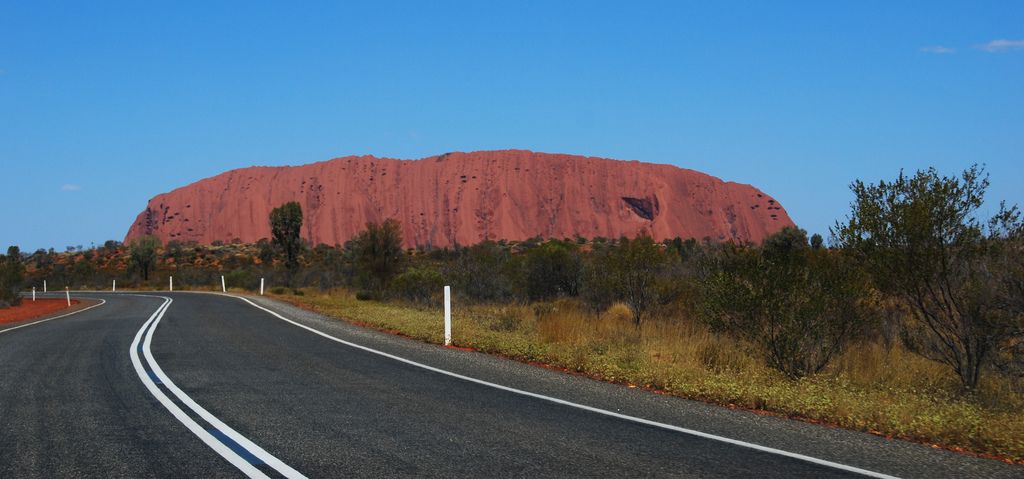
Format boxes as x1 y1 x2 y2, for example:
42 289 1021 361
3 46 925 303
1 292 1020 478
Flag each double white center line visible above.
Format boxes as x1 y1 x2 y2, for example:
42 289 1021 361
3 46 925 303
128 295 306 479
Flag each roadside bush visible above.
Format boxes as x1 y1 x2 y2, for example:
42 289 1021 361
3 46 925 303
523 240 582 301
0 246 25 307
223 267 257 291
451 241 522 302
390 267 444 304
128 235 160 281
701 229 875 378
583 234 667 326
270 201 304 277
834 165 1024 390
351 219 404 293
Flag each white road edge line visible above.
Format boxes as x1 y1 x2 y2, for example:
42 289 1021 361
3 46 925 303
0 298 106 335
128 295 306 479
233 294 901 479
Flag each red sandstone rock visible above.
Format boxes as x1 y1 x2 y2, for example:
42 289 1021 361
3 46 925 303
124 150 796 248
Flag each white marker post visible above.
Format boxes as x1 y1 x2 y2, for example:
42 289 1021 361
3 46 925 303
221 275 226 293
113 279 116 292
260 278 265 296
32 287 36 301
169 276 173 292
444 285 452 346
43 280 47 293
65 287 71 307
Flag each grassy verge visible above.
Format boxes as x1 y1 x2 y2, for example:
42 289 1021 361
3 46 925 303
270 288 1024 463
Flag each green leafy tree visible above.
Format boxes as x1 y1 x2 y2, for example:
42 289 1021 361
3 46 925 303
763 226 809 257
352 219 405 294
129 236 160 281
270 202 304 274
810 233 824 250
0 246 26 307
702 232 873 378
391 266 444 304
584 233 667 327
524 240 582 301
451 241 521 302
833 165 1024 390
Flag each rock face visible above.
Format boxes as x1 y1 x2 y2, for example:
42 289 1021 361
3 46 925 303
124 150 796 248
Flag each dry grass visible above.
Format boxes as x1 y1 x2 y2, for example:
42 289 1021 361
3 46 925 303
273 289 1024 462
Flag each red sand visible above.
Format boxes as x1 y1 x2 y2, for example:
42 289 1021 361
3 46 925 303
0 299 79 324
125 149 796 248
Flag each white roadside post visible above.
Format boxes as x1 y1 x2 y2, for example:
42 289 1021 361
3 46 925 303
32 287 36 301
221 275 226 293
260 278 265 295
43 280 47 293
113 279 116 292
169 276 173 291
444 285 452 346
65 287 71 307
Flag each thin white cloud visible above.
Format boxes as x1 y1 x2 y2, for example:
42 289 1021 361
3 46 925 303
921 45 956 54
61 184 81 191
976 39 1024 52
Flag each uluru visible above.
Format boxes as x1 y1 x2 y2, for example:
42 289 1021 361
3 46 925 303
124 150 795 248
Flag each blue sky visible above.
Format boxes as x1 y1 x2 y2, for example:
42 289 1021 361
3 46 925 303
2 1 1022 251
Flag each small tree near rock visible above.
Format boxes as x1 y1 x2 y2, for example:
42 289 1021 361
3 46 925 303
270 202 304 276
833 164 1024 391
352 219 404 294
0 246 26 308
129 236 160 281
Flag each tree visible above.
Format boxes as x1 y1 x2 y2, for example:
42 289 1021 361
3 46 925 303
129 236 160 281
102 240 122 252
810 233 824 250
270 202 304 274
763 226 809 257
701 234 873 379
833 165 1024 390
351 219 404 294
451 240 521 302
391 267 444 304
0 246 25 307
584 233 666 327
523 240 582 301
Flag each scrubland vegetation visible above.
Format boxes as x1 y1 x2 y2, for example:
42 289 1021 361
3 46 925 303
7 165 1023 461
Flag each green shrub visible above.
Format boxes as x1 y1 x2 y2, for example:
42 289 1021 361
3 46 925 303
351 219 404 293
0 246 25 308
524 240 581 301
833 165 1024 390
583 234 667 326
390 267 444 304
355 290 379 301
223 268 256 290
451 241 522 302
701 229 874 378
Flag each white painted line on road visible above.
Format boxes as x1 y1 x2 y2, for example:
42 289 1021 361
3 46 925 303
128 295 307 479
235 295 900 479
0 298 106 336
129 297 269 478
